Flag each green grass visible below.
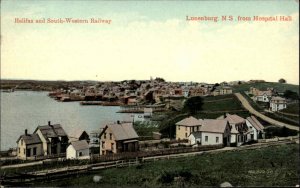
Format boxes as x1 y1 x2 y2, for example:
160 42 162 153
202 95 244 112
281 103 299 115
264 112 299 126
31 143 299 187
233 82 299 94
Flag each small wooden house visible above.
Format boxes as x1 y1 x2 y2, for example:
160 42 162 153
66 140 90 159
99 122 139 155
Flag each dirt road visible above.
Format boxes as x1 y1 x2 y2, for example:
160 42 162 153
235 93 299 131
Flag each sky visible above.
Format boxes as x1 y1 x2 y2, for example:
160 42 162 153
1 0 299 84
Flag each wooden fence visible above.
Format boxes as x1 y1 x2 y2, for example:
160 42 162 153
91 144 223 163
27 153 66 161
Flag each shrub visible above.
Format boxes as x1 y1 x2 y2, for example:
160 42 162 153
265 126 298 138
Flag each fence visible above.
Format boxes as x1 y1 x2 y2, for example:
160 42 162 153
27 153 66 161
258 135 299 143
91 144 223 163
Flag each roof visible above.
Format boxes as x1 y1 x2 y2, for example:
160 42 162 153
199 119 228 133
17 134 42 145
176 116 202 127
102 123 139 141
257 90 272 96
70 140 89 151
35 124 68 141
68 129 88 142
270 96 286 102
189 131 202 138
246 116 264 131
225 114 245 125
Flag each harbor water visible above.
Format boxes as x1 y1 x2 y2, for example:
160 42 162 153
0 91 129 151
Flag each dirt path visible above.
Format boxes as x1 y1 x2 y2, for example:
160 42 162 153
234 93 299 131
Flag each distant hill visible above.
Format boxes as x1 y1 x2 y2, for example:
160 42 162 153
232 82 299 94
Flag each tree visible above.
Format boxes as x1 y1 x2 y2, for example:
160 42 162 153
284 90 299 100
183 96 204 115
155 77 165 82
278 78 286 83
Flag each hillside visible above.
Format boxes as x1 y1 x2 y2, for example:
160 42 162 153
232 82 299 94
196 94 250 119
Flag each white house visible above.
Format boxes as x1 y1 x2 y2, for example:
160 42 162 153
254 91 272 102
245 116 265 142
270 96 287 111
188 132 202 145
218 113 247 146
67 140 90 159
198 119 231 146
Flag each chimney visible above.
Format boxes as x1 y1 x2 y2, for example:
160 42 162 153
25 129 28 136
48 121 51 126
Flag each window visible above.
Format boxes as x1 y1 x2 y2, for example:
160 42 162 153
21 139 23 145
205 136 208 142
178 126 180 130
33 147 37 155
111 143 114 151
18 148 20 153
251 134 254 139
185 133 188 138
102 141 105 149
109 133 112 140
185 127 187 131
104 133 106 139
24 149 26 154
216 137 219 143
79 152 82 156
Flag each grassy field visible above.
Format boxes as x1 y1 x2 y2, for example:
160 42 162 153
264 112 299 126
281 103 300 115
202 94 244 112
232 82 299 94
196 94 250 119
32 143 299 187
